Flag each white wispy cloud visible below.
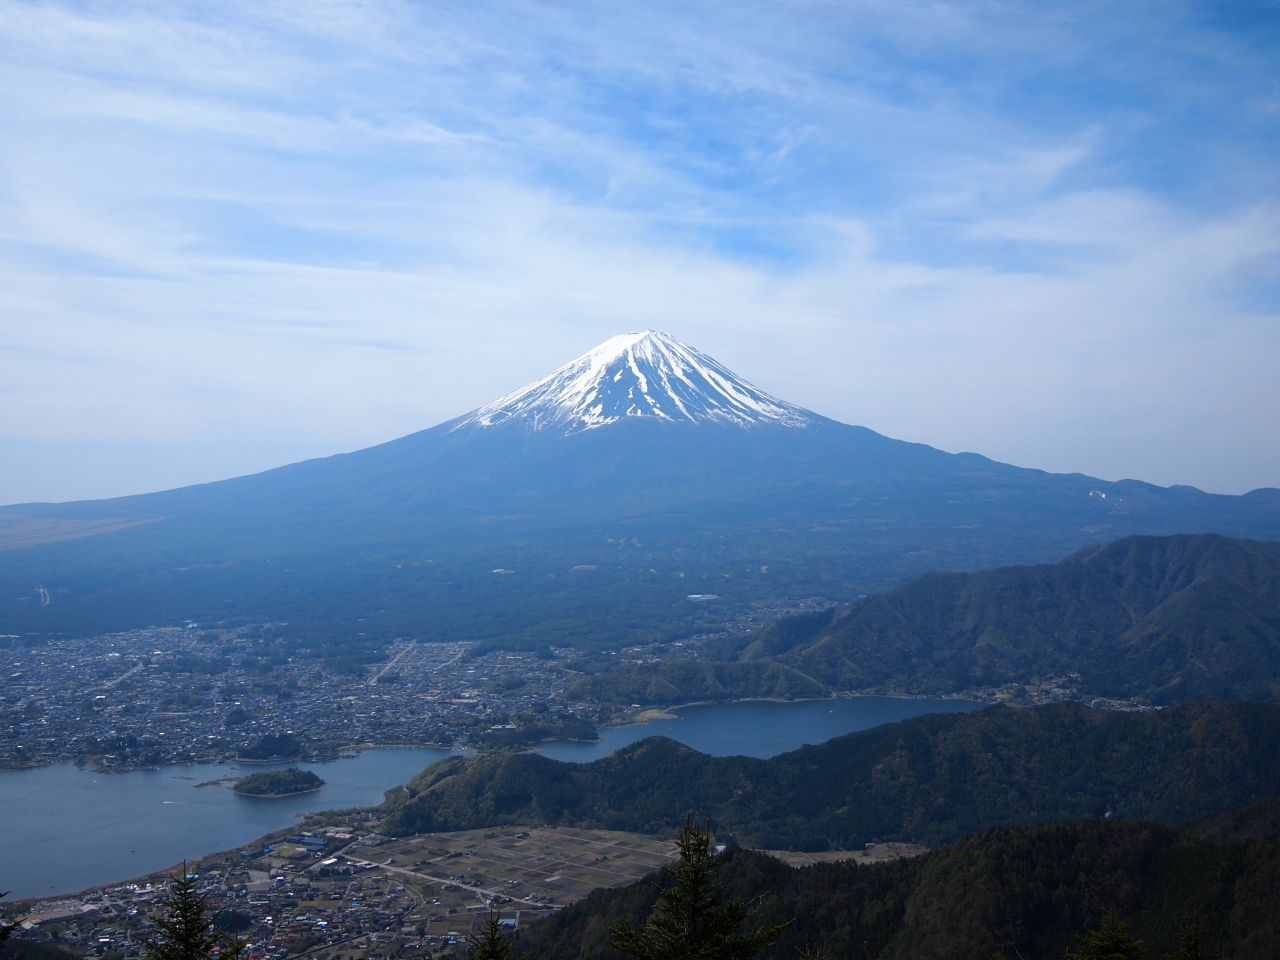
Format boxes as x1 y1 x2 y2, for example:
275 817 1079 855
0 0 1277 501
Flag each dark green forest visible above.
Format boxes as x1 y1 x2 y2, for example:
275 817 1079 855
232 768 323 796
381 700 1280 848
515 807 1280 960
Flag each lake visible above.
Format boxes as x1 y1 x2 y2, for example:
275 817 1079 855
538 696 979 761
2 747 456 901
5 696 979 899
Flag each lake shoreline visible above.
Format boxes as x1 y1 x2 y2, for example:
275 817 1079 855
603 691 989 732
3 698 982 899
1 747 459 901
232 785 325 799
0 740 461 775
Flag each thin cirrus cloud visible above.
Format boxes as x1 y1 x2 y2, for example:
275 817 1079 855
0 0 1277 502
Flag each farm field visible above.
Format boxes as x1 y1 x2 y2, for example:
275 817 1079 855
318 826 681 954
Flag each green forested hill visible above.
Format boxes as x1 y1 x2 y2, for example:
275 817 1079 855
568 534 1280 705
382 700 1280 848
232 767 323 796
1185 793 1280 843
768 533 1280 703
515 816 1280 960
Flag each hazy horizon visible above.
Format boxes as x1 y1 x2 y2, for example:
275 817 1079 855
3 1 1278 502
6 325 1279 506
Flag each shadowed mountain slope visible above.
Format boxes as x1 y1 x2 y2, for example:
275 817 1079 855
515 817 1280 960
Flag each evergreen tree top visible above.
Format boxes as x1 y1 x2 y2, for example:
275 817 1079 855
611 816 788 960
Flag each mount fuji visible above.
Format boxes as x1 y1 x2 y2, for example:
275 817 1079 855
454 331 810 434
2 332 1278 654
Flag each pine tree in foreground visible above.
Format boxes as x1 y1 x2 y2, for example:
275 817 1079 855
1064 913 1144 960
218 914 250 960
1 892 20 957
144 865 223 960
466 910 524 960
1165 909 1219 960
611 816 788 960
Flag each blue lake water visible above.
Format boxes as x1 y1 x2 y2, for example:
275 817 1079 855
3 748 456 901
6 696 979 900
537 696 980 762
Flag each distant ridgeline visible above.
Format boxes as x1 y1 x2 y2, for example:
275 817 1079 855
233 767 323 797
2 333 1279 657
515 799 1280 960
381 700 1280 849
568 533 1280 705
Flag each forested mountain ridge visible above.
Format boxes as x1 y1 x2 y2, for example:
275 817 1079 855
382 700 1280 849
567 533 1280 704
1186 793 1280 843
514 816 1280 960
762 533 1280 703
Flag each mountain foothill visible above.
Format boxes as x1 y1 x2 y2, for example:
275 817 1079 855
381 699 1280 849
388 699 1280 956
568 531 1280 706
377 697 1280 957
516 812 1280 960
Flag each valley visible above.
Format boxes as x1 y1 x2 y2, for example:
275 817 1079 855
9 704 1280 960
10 0 1280 947
0 597 832 772
379 700 1280 848
4 334 1280 960
0 813 924 960
2 819 683 960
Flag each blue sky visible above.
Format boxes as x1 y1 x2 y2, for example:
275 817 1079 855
1 0 1278 500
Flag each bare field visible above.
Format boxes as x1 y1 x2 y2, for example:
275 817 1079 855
349 826 678 905
315 826 679 955
11 821 928 960
323 828 925 957
0 514 156 551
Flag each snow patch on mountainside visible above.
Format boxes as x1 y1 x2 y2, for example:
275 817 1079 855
453 331 812 435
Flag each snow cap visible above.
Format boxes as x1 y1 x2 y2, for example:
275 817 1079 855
454 331 810 435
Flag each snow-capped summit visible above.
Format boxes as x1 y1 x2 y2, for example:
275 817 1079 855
454 331 812 435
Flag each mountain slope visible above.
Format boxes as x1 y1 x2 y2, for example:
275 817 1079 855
381 700 1280 849
515 818 1280 960
2 333 1279 651
564 533 1280 704
746 533 1280 703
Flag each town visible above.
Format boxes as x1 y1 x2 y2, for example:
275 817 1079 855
4 805 922 960
0 597 837 772
6 813 683 960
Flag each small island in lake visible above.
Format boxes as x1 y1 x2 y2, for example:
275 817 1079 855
233 768 324 797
